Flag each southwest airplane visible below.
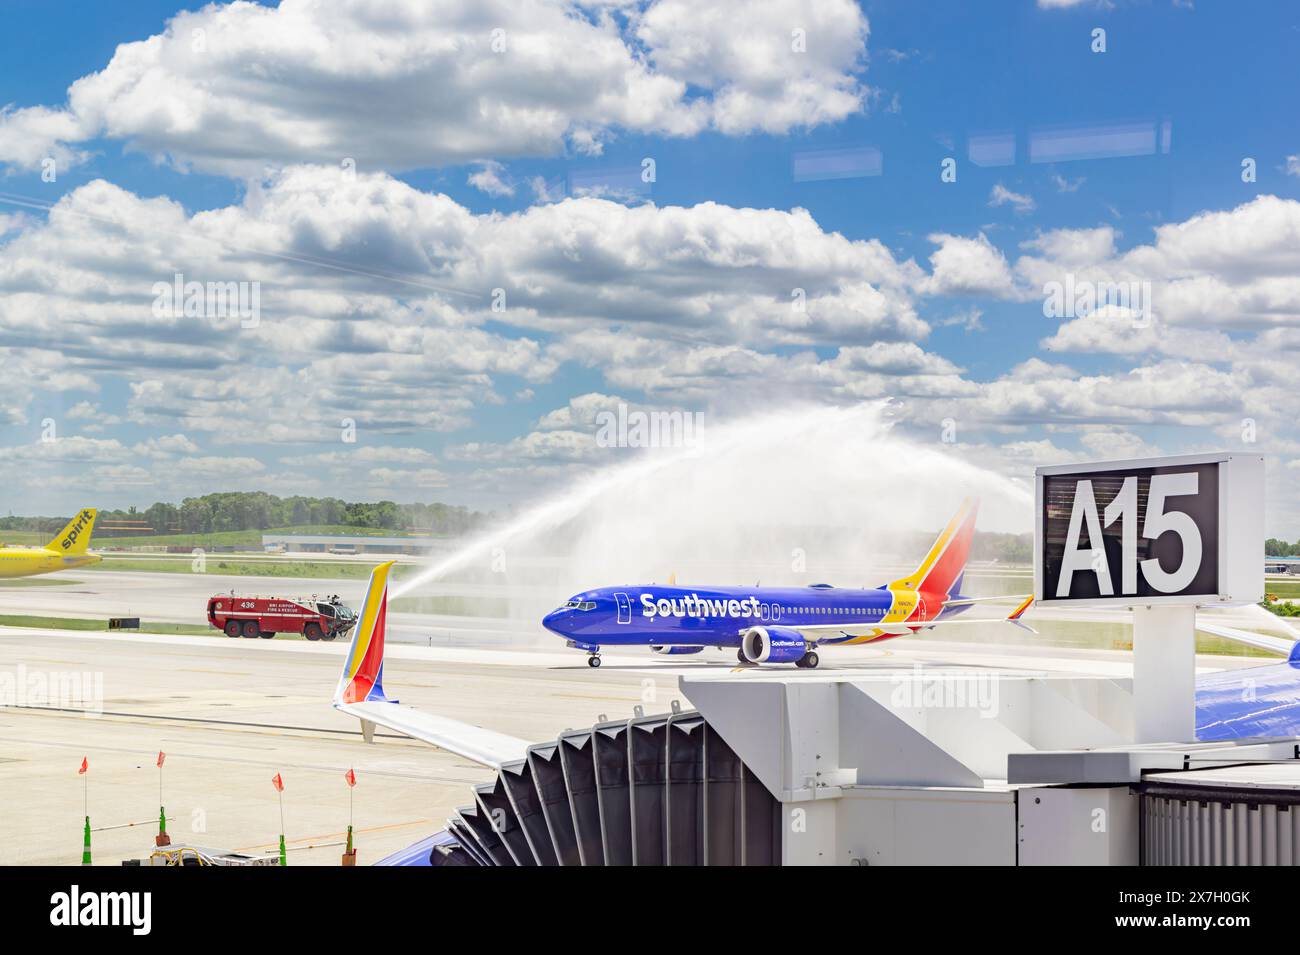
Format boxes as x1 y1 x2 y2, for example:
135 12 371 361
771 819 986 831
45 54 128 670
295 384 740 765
0 508 100 578
541 498 1033 668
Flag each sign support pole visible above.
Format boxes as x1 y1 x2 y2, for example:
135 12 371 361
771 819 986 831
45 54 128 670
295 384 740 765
1132 604 1197 742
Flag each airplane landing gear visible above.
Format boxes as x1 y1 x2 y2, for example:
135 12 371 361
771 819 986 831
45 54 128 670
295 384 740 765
736 648 756 666
587 654 602 668
796 651 820 669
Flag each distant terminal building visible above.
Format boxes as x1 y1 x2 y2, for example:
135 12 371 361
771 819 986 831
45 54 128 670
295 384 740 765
1265 556 1300 575
261 534 453 556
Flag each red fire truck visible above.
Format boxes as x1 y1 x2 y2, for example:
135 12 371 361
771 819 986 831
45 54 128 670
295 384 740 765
207 593 358 641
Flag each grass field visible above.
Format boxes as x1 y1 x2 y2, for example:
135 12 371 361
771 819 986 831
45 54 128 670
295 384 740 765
0 577 81 588
3 523 441 550
94 525 432 549
0 613 218 637
88 555 403 580
1267 579 1300 599
0 530 50 546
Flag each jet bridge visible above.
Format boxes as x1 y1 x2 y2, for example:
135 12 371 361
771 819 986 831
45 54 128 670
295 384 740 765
436 700 779 866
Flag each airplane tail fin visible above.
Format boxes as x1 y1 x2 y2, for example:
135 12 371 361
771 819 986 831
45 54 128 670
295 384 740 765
47 508 97 555
334 560 396 705
890 497 979 599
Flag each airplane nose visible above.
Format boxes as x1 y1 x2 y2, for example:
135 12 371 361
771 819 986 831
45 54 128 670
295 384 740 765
542 609 567 633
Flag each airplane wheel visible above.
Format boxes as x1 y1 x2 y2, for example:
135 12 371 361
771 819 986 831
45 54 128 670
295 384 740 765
737 649 748 664
802 651 820 669
224 620 240 638
587 655 601 668
242 620 260 638
321 631 337 642
304 623 322 641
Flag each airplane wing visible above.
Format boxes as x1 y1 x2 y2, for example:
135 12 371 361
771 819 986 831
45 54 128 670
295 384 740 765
335 700 529 768
1194 606 1300 658
1025 599 1299 658
940 593 1031 608
1194 621 1297 658
331 561 530 769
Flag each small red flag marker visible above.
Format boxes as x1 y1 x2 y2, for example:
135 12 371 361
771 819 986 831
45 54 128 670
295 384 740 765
343 768 358 867
272 773 287 865
155 750 170 846
78 757 90 865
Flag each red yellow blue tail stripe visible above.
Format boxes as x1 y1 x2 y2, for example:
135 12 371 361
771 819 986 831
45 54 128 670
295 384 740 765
887 496 979 602
335 560 395 705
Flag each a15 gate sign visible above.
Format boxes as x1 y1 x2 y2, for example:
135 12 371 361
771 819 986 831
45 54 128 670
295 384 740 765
1035 453 1263 607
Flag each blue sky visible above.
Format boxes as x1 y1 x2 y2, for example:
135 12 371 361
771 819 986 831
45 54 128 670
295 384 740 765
1 0 1299 532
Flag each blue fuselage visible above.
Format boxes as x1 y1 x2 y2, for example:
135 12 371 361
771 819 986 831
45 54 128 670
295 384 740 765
541 583 965 651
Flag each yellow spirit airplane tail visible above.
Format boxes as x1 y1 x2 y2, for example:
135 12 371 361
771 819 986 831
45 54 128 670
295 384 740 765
48 508 97 555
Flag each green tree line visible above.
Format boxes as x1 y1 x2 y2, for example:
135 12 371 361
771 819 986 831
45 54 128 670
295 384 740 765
1 493 492 538
1267 538 1300 558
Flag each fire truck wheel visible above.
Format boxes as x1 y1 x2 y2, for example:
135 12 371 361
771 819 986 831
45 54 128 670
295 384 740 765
242 620 260 638
259 631 275 639
321 631 338 642
224 620 241 638
304 623 323 641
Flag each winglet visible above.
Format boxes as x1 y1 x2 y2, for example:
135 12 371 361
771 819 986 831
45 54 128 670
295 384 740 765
1007 594 1036 634
334 561 396 705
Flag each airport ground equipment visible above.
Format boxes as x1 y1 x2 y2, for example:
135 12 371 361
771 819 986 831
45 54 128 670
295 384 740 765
136 845 280 866
207 593 356 640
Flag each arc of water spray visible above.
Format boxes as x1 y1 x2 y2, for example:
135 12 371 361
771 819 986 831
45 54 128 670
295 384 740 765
393 403 888 598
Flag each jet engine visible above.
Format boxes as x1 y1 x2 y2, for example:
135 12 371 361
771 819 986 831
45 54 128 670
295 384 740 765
740 626 807 664
651 645 704 655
